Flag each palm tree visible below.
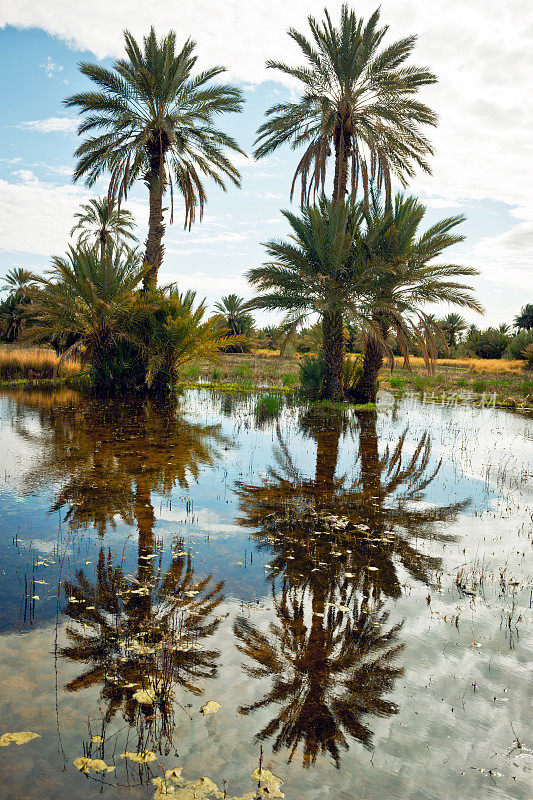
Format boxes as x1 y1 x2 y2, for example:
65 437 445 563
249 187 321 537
65 27 244 289
247 201 373 400
24 244 146 384
23 246 237 391
1 267 38 295
351 193 483 403
213 293 255 352
0 268 39 342
439 312 467 349
514 303 533 331
254 5 437 208
70 197 137 260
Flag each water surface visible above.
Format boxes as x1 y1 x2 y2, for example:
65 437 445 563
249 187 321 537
0 389 531 799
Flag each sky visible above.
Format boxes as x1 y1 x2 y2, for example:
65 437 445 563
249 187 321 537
0 0 532 326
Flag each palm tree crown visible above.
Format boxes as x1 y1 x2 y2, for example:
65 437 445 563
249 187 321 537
65 27 245 288
70 197 137 258
254 5 437 205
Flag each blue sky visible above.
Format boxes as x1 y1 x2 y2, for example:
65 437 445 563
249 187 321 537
0 0 532 326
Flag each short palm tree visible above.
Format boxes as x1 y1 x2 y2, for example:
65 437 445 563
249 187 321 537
24 244 147 383
70 197 137 260
65 27 244 289
213 293 255 352
254 5 437 206
351 194 483 403
0 268 38 341
247 200 372 401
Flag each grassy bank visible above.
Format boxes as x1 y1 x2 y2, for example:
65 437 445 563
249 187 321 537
0 346 531 409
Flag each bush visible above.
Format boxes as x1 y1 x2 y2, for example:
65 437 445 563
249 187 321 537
505 330 533 359
389 376 404 390
521 343 533 372
282 372 299 387
472 378 487 393
467 328 509 359
299 355 325 399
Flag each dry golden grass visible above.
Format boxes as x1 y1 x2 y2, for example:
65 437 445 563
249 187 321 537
0 345 81 381
392 356 524 374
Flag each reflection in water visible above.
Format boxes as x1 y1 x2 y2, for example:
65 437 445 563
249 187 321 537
12 394 230 777
234 409 471 767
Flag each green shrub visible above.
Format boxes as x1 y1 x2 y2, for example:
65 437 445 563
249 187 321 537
456 378 467 387
472 378 487 393
412 374 428 392
183 364 201 379
282 372 299 387
233 364 251 378
467 328 509 359
300 355 325 399
505 330 533 359
389 376 404 390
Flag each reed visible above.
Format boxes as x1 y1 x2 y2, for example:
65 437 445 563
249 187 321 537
0 345 81 381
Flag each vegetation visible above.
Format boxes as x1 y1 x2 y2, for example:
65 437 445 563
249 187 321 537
349 193 482 403
65 27 244 289
22 245 235 391
254 4 437 206
70 196 137 259
514 303 533 331
213 294 255 351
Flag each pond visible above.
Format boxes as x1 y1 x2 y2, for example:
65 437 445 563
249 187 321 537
0 389 531 799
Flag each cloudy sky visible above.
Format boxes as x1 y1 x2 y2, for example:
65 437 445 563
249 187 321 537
0 0 532 324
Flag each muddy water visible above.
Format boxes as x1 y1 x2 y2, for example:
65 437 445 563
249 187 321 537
0 389 531 800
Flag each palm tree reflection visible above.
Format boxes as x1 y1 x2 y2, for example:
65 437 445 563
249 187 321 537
13 393 229 758
234 408 470 767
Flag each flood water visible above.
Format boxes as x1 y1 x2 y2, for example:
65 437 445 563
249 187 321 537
0 388 531 800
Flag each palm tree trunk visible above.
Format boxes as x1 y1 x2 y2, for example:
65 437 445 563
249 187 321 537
332 120 350 206
143 149 166 291
351 334 384 404
322 310 345 401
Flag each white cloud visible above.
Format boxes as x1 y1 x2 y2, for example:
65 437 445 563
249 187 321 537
11 169 38 184
39 55 63 77
20 117 78 134
3 0 531 215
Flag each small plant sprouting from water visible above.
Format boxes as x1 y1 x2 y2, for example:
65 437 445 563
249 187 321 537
255 393 282 422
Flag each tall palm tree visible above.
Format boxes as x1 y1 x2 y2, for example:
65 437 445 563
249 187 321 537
351 194 483 403
254 5 437 207
247 201 373 400
70 197 137 260
65 27 245 289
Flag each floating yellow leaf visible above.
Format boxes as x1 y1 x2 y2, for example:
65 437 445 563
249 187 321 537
165 767 183 782
0 731 40 747
251 768 284 798
120 750 157 763
133 687 156 704
91 735 103 744
200 701 221 715
74 756 114 773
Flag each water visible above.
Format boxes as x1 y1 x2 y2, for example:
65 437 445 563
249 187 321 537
0 388 531 799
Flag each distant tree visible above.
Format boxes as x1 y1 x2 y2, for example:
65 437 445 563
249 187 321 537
514 304 533 331
65 27 244 289
438 312 467 348
70 197 137 260
0 267 38 341
213 294 255 352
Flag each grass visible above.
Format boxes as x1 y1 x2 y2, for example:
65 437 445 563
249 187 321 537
1 346 531 409
255 393 283 420
0 345 81 381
